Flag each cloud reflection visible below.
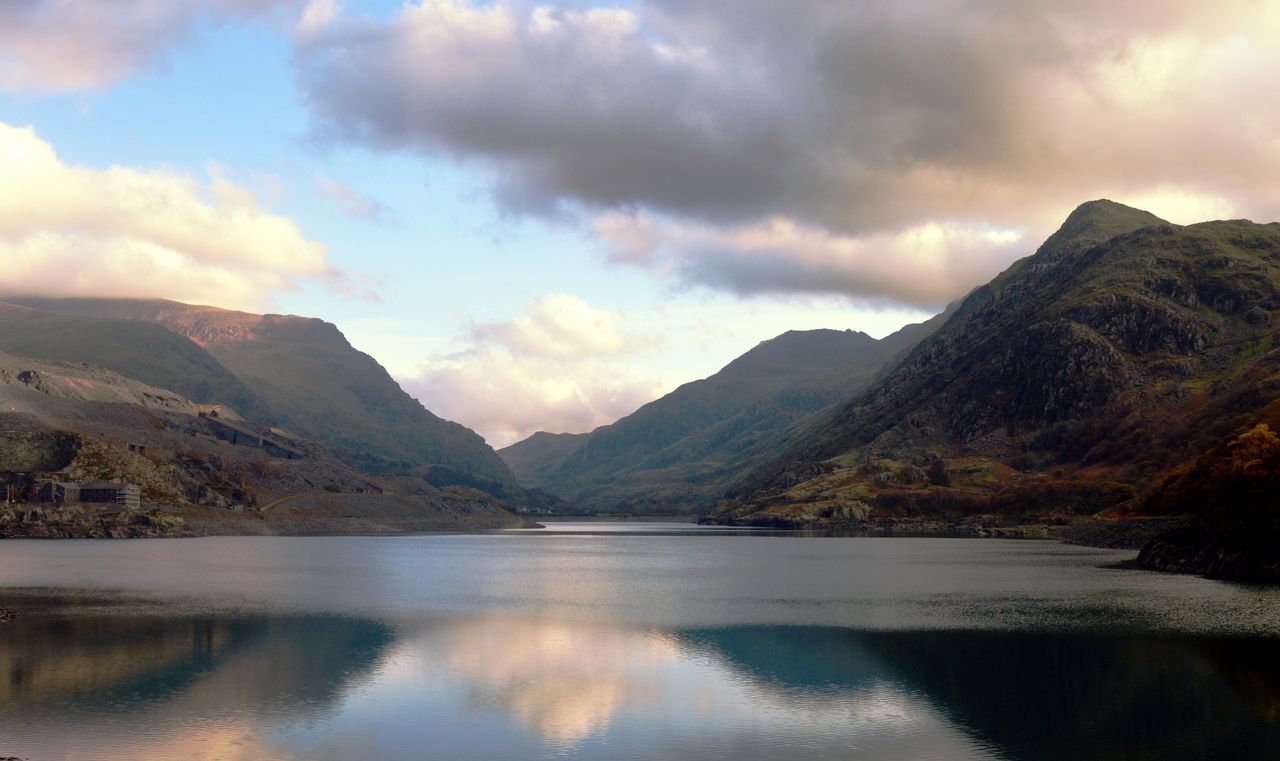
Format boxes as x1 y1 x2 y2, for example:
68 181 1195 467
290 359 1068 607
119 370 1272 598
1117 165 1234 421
381 614 983 758
438 617 677 744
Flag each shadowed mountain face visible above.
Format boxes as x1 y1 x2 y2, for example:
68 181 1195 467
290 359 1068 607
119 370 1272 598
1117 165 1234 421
501 322 949 513
499 431 591 488
715 200 1280 530
4 297 514 482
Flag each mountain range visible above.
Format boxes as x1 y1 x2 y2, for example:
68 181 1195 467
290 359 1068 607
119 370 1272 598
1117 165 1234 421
703 201 1280 566
500 313 951 513
3 198 1278 575
500 198 1280 577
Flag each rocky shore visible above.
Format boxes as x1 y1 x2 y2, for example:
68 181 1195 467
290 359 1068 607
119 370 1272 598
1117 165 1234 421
0 505 188 538
0 490 540 539
1136 521 1280 583
700 512 1187 546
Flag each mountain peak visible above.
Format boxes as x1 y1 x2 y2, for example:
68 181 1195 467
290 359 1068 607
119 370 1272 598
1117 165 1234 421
1047 199 1169 251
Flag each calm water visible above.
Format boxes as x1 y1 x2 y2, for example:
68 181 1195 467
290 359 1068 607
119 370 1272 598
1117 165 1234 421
3 522 1280 760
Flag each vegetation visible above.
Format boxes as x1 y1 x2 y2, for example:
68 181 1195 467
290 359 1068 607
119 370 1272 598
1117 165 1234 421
1143 423 1280 517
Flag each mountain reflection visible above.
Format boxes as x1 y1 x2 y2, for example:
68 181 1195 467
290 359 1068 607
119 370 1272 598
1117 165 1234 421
1 610 392 716
0 601 394 760
5 606 1280 760
678 627 1280 761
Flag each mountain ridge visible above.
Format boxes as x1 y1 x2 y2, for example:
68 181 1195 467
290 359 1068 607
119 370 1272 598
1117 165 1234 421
500 318 950 512
2 297 514 483
710 200 1280 555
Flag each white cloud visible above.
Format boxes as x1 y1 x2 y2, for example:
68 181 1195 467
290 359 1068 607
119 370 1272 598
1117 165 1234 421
0 0 299 93
404 294 666 446
0 122 330 310
471 293 643 359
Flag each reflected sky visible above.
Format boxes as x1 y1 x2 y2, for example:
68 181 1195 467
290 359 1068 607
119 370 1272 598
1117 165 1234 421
4 528 1280 759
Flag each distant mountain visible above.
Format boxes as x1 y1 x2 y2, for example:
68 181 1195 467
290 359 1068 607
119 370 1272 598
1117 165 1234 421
4 297 514 483
501 321 949 512
713 200 1280 558
499 431 590 487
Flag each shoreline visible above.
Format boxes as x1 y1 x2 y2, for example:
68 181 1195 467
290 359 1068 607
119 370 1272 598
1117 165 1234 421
1 507 1174 549
697 515 1186 550
0 498 540 539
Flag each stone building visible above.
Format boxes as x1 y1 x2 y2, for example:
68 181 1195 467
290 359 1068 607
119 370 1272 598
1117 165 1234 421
34 481 141 510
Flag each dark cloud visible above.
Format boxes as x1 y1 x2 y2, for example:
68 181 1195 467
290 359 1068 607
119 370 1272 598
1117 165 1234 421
294 0 1280 302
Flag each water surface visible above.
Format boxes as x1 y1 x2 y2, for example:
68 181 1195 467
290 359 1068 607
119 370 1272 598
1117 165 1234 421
3 523 1279 759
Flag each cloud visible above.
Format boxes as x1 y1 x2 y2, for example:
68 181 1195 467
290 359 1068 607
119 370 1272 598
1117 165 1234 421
403 294 666 446
297 0 341 37
0 1 299 93
294 0 1280 305
595 212 1023 307
316 174 392 223
0 122 330 310
470 293 643 359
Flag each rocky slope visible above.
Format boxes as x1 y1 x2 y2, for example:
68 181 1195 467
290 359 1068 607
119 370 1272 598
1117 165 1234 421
501 321 947 512
0 351 203 414
710 201 1280 560
0 348 535 537
4 297 513 482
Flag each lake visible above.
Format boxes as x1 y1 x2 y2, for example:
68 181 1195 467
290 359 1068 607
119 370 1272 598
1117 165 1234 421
3 522 1280 760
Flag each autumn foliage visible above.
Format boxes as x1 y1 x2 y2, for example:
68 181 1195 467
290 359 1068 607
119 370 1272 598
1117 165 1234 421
1211 424 1280 497
1143 423 1280 516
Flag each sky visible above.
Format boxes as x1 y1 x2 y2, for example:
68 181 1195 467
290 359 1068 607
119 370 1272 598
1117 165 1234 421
1 1 1279 447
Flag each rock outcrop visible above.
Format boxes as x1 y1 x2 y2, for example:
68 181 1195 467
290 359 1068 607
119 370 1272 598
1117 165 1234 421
1137 522 1280 583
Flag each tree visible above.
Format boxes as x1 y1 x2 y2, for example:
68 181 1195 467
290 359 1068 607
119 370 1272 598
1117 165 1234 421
1210 423 1280 508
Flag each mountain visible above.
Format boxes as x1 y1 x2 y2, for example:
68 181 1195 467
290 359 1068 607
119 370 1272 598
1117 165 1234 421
2 297 514 483
712 200 1280 550
0 302 272 421
0 347 534 536
490 431 589 491
501 321 949 512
